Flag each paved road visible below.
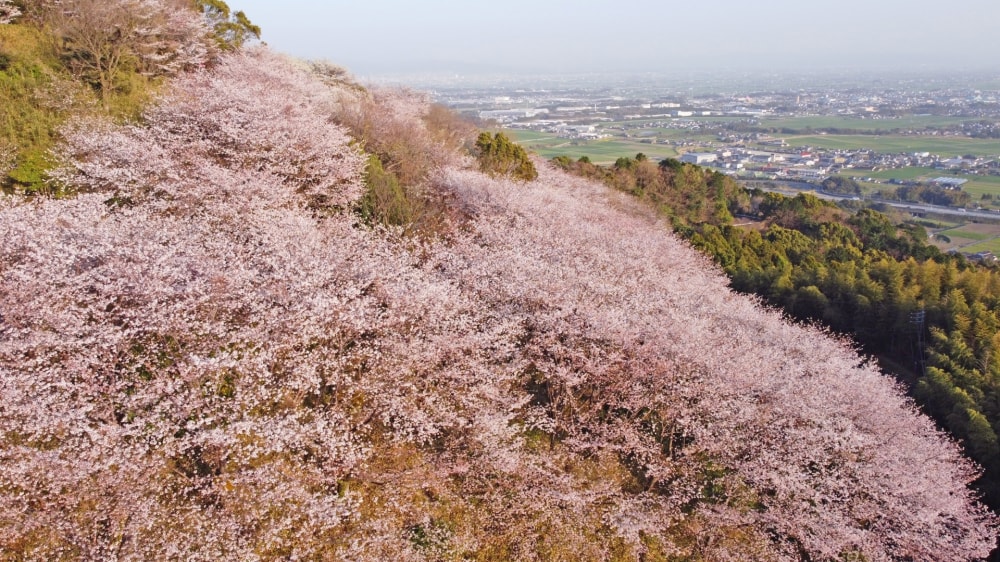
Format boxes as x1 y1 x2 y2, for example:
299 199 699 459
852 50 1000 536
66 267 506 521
740 180 1000 221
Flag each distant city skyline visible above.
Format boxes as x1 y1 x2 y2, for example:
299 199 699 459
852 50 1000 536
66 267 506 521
228 0 1000 79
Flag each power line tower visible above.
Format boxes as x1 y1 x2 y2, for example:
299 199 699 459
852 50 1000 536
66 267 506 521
909 310 927 378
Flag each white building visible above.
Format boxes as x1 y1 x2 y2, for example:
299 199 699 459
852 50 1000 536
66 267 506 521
479 108 548 121
931 177 968 189
788 168 827 181
680 153 718 165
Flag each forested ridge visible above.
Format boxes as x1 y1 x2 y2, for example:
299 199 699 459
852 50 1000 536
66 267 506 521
554 153 1000 512
1 2 999 559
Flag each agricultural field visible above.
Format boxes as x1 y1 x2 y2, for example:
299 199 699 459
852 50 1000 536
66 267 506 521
759 115 974 132
508 129 681 163
771 134 1000 157
930 223 1000 253
944 176 1000 200
958 238 1000 255
866 167 943 180
613 116 743 126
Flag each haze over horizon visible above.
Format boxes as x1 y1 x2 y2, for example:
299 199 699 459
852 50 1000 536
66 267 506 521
229 0 1000 80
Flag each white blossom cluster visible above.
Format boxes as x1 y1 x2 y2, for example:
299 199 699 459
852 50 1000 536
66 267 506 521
0 0 19 24
0 44 996 560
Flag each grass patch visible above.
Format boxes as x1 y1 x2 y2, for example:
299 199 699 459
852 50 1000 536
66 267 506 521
915 218 960 229
959 238 1000 254
938 227 992 241
865 167 940 180
508 130 682 164
952 176 1000 199
507 130 562 143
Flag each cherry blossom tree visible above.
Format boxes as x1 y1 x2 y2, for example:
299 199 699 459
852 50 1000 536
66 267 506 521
0 0 20 24
1 46 996 560
40 0 212 104
425 163 997 560
52 48 364 209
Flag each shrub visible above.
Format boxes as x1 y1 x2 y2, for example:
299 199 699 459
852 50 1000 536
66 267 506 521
474 131 537 181
331 86 472 238
358 154 411 227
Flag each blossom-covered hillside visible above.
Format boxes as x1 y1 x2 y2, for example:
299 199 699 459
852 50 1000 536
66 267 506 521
1 47 997 560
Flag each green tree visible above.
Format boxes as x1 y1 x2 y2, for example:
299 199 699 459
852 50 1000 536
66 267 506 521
474 132 537 181
357 154 411 227
792 285 829 322
821 176 861 195
960 408 1000 468
614 156 635 170
658 157 681 171
849 209 896 252
195 0 261 51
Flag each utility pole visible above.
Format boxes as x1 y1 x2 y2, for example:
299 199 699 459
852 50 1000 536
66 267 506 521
909 310 927 378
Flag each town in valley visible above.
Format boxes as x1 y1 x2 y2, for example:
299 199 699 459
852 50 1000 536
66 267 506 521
410 71 1000 259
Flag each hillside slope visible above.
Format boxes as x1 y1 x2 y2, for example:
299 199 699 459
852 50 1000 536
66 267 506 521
0 48 997 560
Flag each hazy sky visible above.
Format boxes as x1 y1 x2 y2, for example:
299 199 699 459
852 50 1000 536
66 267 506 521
228 0 1000 77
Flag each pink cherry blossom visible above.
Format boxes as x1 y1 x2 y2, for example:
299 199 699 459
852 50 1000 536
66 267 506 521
1 45 995 560
0 0 20 24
